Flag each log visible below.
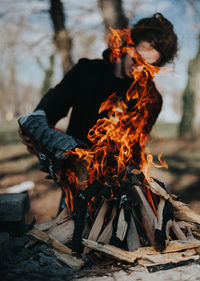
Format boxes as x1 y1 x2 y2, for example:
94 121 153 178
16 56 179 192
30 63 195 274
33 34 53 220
29 227 84 269
53 249 84 269
116 208 128 241
148 179 200 225
172 200 200 225
132 185 155 245
127 214 141 251
97 206 116 244
138 249 198 266
82 239 200 264
29 227 72 255
35 219 55 231
34 208 69 232
84 201 108 254
47 219 74 244
171 221 187 240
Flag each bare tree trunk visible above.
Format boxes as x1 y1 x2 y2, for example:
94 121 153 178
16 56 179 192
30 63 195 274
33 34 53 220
98 0 128 35
49 0 73 74
179 35 200 139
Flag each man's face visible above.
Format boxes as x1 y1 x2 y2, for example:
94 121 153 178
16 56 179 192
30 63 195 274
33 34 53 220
122 41 161 79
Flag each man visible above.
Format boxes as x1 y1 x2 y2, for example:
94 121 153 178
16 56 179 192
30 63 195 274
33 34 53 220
19 13 177 209
20 13 177 149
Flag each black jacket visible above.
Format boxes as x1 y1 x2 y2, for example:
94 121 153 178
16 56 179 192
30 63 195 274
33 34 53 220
35 57 162 146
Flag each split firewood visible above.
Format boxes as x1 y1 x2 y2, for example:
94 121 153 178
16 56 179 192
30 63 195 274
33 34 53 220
171 221 187 240
172 200 200 225
138 249 199 268
82 239 200 264
53 249 84 269
147 179 200 225
34 207 69 232
29 227 84 269
116 208 128 241
127 214 141 251
132 185 155 245
34 219 55 232
84 201 108 254
47 219 74 244
29 227 73 255
97 206 116 244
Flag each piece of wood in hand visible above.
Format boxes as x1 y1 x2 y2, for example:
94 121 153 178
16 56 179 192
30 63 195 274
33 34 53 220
84 201 108 254
127 214 141 251
132 185 155 245
116 207 128 241
97 206 116 244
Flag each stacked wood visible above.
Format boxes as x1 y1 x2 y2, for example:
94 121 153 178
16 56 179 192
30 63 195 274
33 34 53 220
82 239 200 271
28 176 200 272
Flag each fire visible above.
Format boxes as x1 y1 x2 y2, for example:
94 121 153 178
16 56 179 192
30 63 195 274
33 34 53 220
60 28 164 213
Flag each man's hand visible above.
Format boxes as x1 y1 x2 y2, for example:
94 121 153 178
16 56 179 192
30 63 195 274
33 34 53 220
18 126 36 155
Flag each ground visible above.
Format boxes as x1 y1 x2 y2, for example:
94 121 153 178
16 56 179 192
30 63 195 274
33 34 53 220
1 119 200 280
1 120 200 223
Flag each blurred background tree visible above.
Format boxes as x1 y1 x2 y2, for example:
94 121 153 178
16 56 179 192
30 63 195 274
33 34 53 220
179 0 200 139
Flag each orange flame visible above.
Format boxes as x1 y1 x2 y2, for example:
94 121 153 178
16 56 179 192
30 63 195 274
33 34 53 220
60 28 164 213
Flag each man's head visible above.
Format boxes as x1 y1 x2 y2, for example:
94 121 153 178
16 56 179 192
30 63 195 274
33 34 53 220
131 13 178 67
113 13 178 79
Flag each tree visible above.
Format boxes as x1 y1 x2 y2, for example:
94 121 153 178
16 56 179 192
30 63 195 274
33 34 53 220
98 0 129 34
179 0 200 139
49 0 73 74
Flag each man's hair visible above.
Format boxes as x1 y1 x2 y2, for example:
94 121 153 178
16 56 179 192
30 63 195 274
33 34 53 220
131 13 178 66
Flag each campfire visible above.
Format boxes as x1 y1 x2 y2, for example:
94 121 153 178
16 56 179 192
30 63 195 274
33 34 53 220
22 28 200 272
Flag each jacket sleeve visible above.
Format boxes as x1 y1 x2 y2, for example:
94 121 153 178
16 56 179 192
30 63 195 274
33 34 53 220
35 59 88 126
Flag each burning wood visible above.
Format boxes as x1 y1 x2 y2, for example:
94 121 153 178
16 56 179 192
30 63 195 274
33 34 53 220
21 28 200 271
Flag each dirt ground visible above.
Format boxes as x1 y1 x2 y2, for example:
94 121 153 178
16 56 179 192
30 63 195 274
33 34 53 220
0 120 200 223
